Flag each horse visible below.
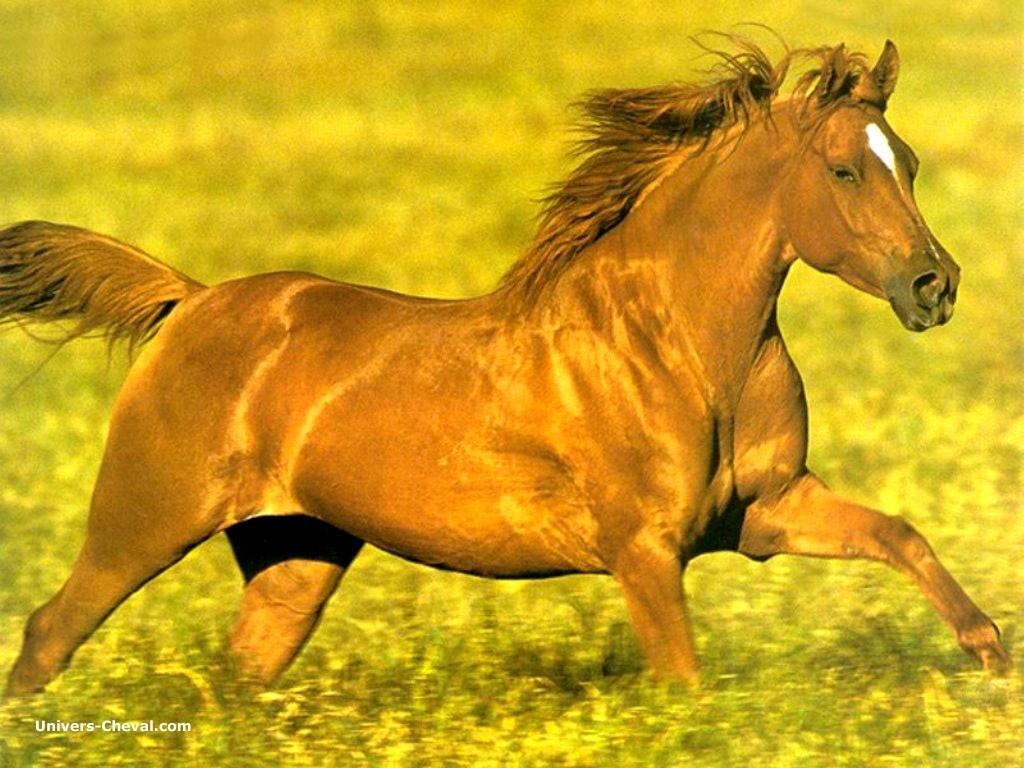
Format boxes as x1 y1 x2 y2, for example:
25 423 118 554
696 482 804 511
0 38 1011 697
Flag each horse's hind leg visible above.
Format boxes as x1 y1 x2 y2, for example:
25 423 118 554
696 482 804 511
225 515 363 683
5 508 216 698
4 416 228 699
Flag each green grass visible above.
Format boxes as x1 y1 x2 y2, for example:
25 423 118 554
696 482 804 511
0 1 1021 766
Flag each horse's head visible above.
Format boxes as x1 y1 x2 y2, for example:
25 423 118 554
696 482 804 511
782 42 959 331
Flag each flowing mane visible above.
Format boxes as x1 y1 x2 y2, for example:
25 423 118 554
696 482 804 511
501 37 877 306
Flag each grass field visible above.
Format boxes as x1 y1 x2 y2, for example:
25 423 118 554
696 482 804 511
0 1 1021 766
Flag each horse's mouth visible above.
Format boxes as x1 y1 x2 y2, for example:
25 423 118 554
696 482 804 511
890 295 956 332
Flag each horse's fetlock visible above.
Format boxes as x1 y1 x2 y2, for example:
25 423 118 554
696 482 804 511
957 620 999 649
6 625 56 697
21 604 54 654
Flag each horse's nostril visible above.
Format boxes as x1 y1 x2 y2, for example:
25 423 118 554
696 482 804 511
912 271 944 308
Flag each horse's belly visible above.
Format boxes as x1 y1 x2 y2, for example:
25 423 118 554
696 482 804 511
309 490 604 577
435 502 602 577
292 435 606 577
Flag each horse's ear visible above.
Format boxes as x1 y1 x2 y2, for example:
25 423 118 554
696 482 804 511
854 40 900 109
813 44 850 105
873 40 900 99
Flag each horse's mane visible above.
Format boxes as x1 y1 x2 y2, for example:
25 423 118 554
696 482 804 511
501 36 875 306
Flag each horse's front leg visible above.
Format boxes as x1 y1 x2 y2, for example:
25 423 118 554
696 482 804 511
739 473 1011 673
614 535 699 683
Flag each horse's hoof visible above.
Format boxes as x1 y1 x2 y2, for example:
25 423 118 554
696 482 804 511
978 644 1013 677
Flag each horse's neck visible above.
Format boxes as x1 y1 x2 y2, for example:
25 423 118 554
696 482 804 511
542 141 791 407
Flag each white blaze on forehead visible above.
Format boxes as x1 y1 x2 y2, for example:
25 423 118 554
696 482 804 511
865 122 897 174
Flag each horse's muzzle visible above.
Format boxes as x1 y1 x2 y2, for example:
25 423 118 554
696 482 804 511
886 255 960 332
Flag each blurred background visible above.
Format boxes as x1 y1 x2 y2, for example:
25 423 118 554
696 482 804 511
0 2 1020 766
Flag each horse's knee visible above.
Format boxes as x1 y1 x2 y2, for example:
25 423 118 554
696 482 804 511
879 515 936 566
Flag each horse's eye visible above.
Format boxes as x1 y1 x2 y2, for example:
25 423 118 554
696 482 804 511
830 166 858 184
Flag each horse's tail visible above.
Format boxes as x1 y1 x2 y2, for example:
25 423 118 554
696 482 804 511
0 221 205 352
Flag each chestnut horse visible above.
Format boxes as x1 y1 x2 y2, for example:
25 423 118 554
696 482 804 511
1 39 1011 696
